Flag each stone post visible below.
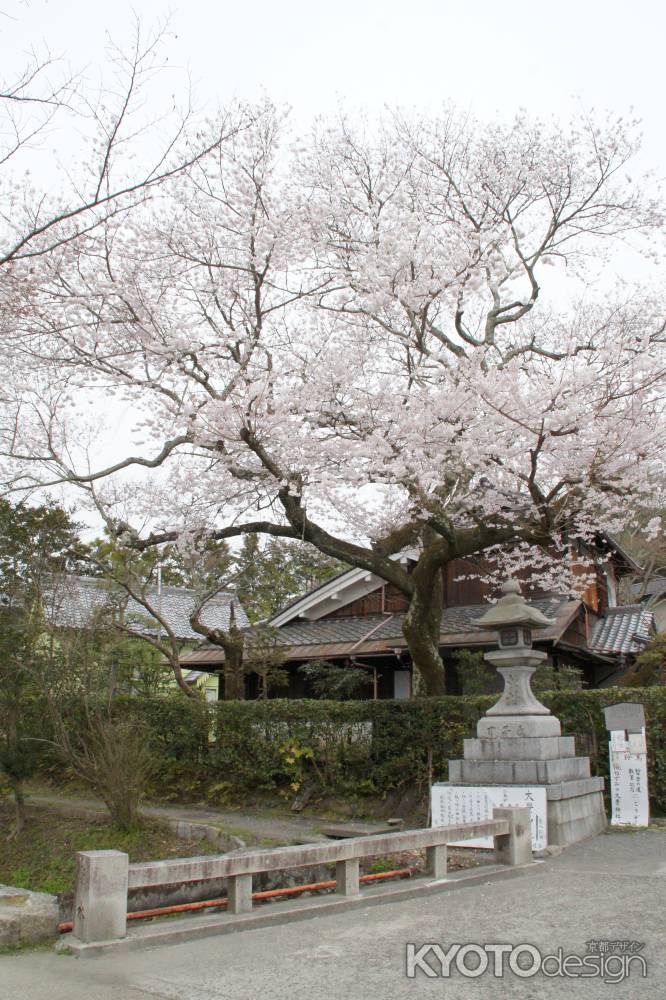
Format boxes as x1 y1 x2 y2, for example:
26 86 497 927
493 806 533 866
227 874 253 914
426 844 448 879
336 858 360 896
73 850 129 944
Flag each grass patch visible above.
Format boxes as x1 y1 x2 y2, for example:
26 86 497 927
0 939 57 957
0 805 222 895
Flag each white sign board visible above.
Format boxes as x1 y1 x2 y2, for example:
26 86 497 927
609 728 649 827
431 783 548 851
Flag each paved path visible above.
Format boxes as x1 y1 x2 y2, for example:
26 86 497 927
2 828 665 999
27 790 330 844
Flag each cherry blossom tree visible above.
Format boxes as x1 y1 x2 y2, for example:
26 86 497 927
2 104 665 694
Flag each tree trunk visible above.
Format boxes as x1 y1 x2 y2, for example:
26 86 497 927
402 541 447 696
169 653 197 698
222 628 245 700
8 776 26 839
105 793 138 832
107 658 118 706
5 706 28 838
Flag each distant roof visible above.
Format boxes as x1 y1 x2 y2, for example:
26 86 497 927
184 670 204 683
590 605 654 656
42 575 249 641
632 577 666 601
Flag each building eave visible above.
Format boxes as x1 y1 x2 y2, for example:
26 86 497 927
268 548 418 627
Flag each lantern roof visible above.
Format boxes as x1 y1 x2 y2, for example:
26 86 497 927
473 580 556 631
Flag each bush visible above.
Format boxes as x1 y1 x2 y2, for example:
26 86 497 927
27 688 666 816
63 716 157 831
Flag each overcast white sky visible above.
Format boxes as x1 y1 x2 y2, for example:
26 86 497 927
5 0 666 162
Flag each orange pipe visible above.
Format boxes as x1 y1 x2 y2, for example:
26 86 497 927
57 867 416 934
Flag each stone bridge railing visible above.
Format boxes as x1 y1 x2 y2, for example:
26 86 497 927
70 806 531 947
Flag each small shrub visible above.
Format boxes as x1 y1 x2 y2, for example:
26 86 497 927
56 715 158 831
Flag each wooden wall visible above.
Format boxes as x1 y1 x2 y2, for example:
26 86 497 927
323 583 409 618
320 548 612 620
443 558 491 606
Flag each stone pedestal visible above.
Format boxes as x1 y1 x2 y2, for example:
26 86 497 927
448 639 607 848
448 751 607 848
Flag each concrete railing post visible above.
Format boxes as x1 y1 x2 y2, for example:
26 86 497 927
492 807 532 866
73 850 129 944
227 874 253 914
426 844 448 879
336 858 360 896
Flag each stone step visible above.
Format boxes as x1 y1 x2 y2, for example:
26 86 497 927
547 788 608 846
463 736 576 761
448 757 592 785
544 776 605 801
0 887 59 947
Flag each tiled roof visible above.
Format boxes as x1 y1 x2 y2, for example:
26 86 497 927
440 596 565 635
275 614 404 647
274 596 566 648
590 605 654 655
42 575 249 641
181 596 575 666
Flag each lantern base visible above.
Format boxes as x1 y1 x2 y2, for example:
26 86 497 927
477 714 562 738
464 736 576 760
546 783 607 846
448 727 607 848
437 775 607 848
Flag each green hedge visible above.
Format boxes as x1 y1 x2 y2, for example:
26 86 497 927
202 690 666 813
31 688 666 814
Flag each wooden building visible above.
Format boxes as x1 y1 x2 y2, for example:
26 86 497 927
180 537 655 697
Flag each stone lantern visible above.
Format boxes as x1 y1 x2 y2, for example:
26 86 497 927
440 578 608 848
472 579 560 738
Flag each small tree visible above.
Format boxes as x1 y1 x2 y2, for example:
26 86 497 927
56 609 175 702
299 660 374 700
452 649 500 696
37 595 161 830
532 664 584 694
83 528 235 697
244 627 289 699
453 648 583 695
234 535 342 623
0 602 43 838
49 711 157 832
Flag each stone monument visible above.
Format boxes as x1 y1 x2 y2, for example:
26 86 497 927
446 580 607 848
